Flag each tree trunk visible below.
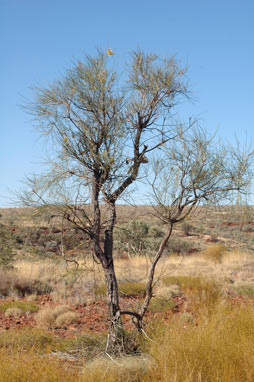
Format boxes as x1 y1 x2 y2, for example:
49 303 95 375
139 223 173 319
104 262 124 353
103 202 125 354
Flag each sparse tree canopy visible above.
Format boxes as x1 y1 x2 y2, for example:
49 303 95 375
20 49 253 353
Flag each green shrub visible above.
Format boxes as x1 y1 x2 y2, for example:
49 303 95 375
119 282 146 297
181 222 193 236
233 284 254 297
0 329 55 351
0 301 39 314
114 220 164 256
0 224 15 267
167 238 193 255
179 312 194 325
148 297 177 313
162 275 222 315
95 281 146 298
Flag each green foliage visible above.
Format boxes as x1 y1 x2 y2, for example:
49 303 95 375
162 275 222 314
56 333 106 357
167 237 193 255
0 329 55 351
0 301 39 314
0 349 78 382
95 281 146 298
0 224 15 267
119 282 146 297
181 222 193 235
114 220 164 256
0 328 106 359
233 284 254 297
148 297 177 313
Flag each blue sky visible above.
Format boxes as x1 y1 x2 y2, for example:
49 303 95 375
1 0 253 207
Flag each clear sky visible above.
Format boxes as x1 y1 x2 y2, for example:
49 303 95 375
1 0 253 207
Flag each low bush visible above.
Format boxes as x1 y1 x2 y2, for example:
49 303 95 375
178 312 194 325
148 297 177 313
181 222 193 236
233 284 254 297
155 284 181 299
119 282 146 297
35 308 56 329
4 307 22 319
84 355 150 381
0 224 15 267
114 220 164 256
0 268 53 297
167 237 194 255
35 304 77 329
55 311 80 327
56 333 106 357
0 328 105 358
0 301 39 314
162 275 222 315
95 281 146 298
203 244 227 263
52 304 72 317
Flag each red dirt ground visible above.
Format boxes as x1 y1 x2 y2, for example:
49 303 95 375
1 294 248 339
0 295 185 337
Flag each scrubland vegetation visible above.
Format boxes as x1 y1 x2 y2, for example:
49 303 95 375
1 207 254 382
1 47 251 378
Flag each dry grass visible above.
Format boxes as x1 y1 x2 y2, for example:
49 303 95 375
203 243 227 263
4 307 22 319
35 304 78 329
2 301 253 382
84 355 150 381
154 284 181 299
55 311 80 327
34 308 56 329
1 247 254 380
9 249 254 305
144 303 254 382
0 349 79 382
0 329 56 351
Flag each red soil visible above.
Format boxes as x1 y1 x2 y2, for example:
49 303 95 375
0 295 185 337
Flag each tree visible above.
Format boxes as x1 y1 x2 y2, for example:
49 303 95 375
20 50 252 353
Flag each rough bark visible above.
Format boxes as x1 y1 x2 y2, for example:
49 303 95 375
103 202 125 353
